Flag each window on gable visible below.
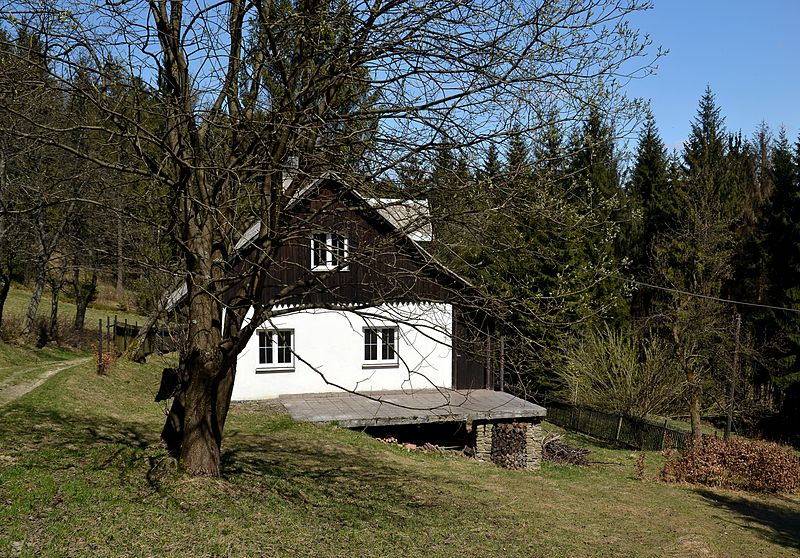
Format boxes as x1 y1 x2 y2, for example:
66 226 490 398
311 232 348 270
363 327 398 367
257 329 294 371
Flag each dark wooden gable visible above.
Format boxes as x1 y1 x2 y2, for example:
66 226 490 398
253 179 465 308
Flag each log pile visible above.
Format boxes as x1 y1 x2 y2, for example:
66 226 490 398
490 422 529 469
541 433 590 466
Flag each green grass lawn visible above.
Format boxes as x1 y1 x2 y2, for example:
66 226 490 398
3 283 146 336
1 343 798 558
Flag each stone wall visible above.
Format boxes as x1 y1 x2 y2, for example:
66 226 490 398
470 419 542 470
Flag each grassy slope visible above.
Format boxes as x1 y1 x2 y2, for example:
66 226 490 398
0 344 798 558
3 283 145 333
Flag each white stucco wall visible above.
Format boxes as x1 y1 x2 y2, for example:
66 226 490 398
231 302 453 400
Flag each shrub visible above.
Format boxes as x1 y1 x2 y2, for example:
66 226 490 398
0 314 23 342
634 451 647 480
661 436 800 493
557 325 683 420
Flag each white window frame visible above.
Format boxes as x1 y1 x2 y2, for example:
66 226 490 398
311 232 349 271
363 326 399 368
256 329 295 372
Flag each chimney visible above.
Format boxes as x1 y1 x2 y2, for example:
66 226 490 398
282 156 299 189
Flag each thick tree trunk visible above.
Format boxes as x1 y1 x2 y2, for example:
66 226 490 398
0 271 10 330
162 354 236 476
686 366 703 445
161 267 230 475
21 266 46 336
179 354 221 476
73 267 97 330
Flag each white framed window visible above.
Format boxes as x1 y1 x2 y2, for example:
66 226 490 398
311 232 348 270
256 329 294 372
363 327 399 367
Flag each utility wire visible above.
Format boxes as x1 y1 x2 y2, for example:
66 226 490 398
601 272 800 315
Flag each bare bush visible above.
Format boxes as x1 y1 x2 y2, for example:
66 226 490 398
558 325 683 420
541 433 590 466
661 437 800 493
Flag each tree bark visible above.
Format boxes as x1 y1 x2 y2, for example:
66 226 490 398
686 365 703 445
21 265 46 336
116 215 125 302
0 269 10 330
161 235 230 475
162 352 236 476
73 267 97 330
48 280 60 339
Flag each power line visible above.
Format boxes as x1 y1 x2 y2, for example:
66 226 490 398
602 272 800 315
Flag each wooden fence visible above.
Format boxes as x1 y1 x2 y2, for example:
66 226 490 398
544 400 691 452
97 316 179 363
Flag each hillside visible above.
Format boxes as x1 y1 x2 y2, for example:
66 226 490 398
0 344 798 557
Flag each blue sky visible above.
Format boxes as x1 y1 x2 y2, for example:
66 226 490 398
624 1 800 151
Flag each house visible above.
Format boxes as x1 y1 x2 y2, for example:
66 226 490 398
228 175 494 400
160 173 546 469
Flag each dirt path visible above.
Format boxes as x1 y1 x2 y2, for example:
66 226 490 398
0 357 91 407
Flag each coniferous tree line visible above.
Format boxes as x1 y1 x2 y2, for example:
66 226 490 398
2 19 798 446
423 86 800 444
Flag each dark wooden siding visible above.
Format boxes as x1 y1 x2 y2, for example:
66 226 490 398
452 307 491 390
253 185 457 307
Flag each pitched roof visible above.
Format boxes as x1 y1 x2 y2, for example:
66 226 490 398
165 174 474 312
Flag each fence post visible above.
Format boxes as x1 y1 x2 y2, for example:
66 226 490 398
499 335 505 392
123 318 128 351
615 415 623 443
113 315 118 345
660 419 668 450
97 319 103 374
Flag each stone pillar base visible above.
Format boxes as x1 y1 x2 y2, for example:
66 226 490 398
469 419 543 470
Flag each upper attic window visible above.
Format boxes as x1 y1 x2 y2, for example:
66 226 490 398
311 232 348 270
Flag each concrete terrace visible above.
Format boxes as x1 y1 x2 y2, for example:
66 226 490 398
277 389 546 428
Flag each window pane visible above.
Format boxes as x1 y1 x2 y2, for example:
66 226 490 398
259 331 273 364
364 329 377 360
277 331 292 363
382 328 395 360
333 234 346 265
312 233 327 267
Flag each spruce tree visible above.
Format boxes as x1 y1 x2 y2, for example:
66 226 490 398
653 88 739 442
567 106 627 324
682 86 734 215
764 130 800 396
627 111 670 316
570 105 620 207
506 126 531 182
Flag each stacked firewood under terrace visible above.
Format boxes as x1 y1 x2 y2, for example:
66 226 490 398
471 419 543 470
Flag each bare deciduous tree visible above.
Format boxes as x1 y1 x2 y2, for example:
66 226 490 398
0 0 657 475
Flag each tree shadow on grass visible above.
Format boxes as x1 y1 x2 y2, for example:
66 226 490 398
218 425 441 525
0 405 156 452
2 402 441 529
695 488 800 552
